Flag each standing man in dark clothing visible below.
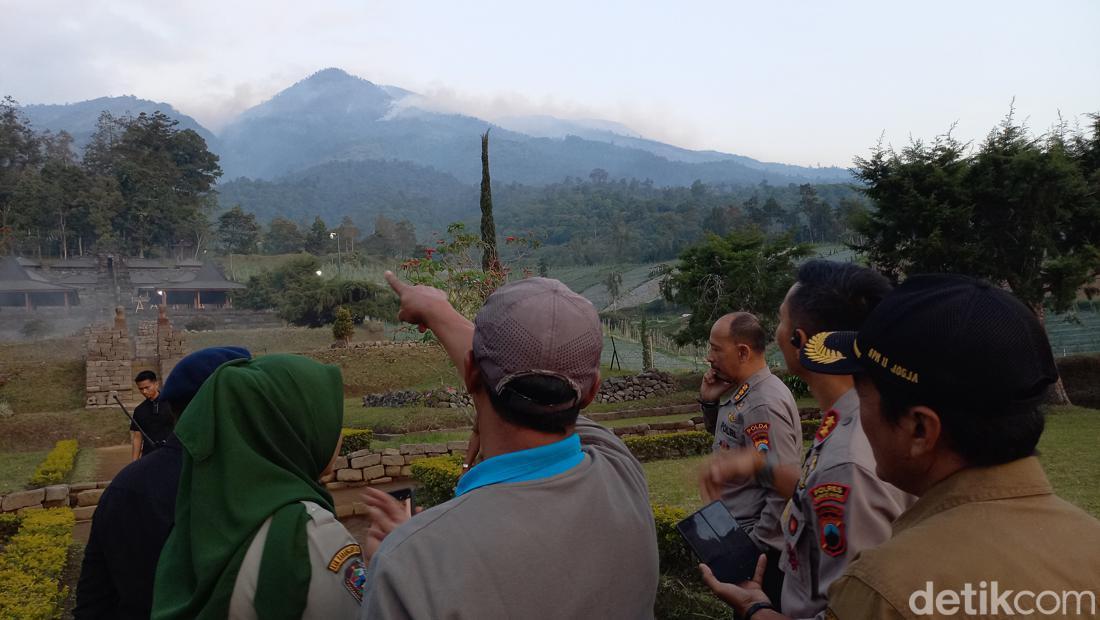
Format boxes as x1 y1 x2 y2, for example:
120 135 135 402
130 370 174 460
75 347 251 620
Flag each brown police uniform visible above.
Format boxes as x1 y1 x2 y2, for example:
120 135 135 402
826 457 1100 619
780 389 914 619
712 366 801 552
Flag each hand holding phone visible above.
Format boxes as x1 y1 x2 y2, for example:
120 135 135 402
676 501 761 584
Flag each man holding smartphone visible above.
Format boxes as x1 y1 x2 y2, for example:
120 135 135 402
699 311 801 604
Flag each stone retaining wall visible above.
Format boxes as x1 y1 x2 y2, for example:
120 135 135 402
0 481 113 522
594 370 678 403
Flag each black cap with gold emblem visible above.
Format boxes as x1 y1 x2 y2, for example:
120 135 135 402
799 274 1058 409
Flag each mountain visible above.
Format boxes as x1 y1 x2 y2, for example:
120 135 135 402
17 68 852 187
20 95 218 151
217 68 852 185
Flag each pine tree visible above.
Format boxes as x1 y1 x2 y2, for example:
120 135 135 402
332 306 355 345
480 130 498 271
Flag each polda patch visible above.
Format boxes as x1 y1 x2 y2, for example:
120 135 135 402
810 482 850 558
746 422 771 452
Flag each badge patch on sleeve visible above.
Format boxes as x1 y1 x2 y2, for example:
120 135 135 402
810 483 850 557
343 558 367 602
328 543 362 572
745 422 771 452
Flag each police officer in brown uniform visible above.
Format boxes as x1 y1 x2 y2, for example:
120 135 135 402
700 312 801 603
700 261 913 619
807 274 1100 619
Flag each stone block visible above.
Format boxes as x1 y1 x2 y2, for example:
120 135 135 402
351 453 381 468
399 465 412 477
424 443 448 455
332 456 349 470
349 449 373 460
381 455 404 466
73 506 97 522
382 448 400 457
362 465 385 480
336 468 364 482
77 489 105 507
369 477 393 485
44 499 68 509
384 465 402 477
446 441 470 452
335 504 354 519
353 502 369 516
325 482 349 491
2 489 46 512
44 485 69 502
69 482 97 492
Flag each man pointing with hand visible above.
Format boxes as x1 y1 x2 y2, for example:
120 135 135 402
360 272 659 619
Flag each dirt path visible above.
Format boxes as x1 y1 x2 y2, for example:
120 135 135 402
94 445 132 481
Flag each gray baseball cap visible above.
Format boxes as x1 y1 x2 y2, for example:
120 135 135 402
472 277 603 411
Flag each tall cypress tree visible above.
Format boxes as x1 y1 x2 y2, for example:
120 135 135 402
480 130 498 271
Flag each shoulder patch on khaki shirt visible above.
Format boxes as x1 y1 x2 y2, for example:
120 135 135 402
342 557 367 603
811 482 850 558
745 422 771 452
327 543 362 572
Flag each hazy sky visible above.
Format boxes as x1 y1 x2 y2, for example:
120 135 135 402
3 0 1098 167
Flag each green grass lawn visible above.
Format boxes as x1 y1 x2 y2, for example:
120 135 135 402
644 406 1100 518
604 413 696 428
0 450 47 495
69 447 99 485
0 359 86 414
343 401 471 434
1037 406 1100 516
370 431 471 450
0 409 130 452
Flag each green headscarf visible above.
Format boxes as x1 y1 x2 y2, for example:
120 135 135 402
152 354 345 620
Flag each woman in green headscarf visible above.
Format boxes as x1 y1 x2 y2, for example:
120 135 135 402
152 354 365 620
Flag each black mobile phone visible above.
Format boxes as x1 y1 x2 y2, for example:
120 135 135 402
387 488 415 513
676 501 761 584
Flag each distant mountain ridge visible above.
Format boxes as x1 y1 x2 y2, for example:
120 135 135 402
20 95 218 151
17 68 852 186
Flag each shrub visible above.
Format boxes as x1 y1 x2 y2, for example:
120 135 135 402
340 428 374 455
29 440 78 487
0 514 21 545
650 504 732 618
778 371 810 398
409 455 463 509
0 508 75 620
624 431 711 462
1056 354 1100 409
184 316 217 331
19 319 49 340
332 306 355 344
0 400 13 419
801 418 820 441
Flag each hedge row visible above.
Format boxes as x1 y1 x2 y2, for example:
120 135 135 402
0 514 21 546
0 508 75 619
340 428 374 456
623 431 712 462
29 440 79 487
409 455 463 509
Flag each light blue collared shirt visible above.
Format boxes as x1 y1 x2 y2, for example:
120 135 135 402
455 433 585 497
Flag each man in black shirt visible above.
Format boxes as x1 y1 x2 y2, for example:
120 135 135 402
130 370 173 460
75 347 251 620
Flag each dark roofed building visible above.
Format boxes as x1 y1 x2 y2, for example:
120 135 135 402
0 256 79 310
138 262 244 309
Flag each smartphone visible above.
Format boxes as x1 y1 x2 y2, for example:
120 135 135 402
387 488 415 514
676 501 761 584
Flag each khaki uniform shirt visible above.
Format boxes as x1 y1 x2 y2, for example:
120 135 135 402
827 457 1100 619
780 389 914 619
712 367 801 552
230 500 364 619
361 417 659 619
